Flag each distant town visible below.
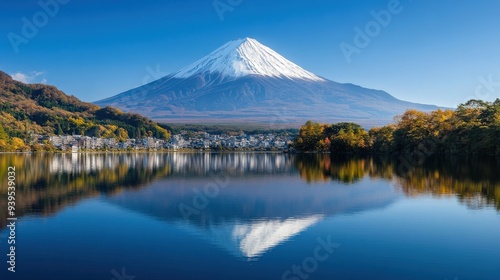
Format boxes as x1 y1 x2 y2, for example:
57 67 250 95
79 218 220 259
35 132 294 152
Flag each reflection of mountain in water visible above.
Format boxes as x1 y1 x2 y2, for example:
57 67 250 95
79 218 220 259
108 175 399 224
1 153 498 232
106 175 399 259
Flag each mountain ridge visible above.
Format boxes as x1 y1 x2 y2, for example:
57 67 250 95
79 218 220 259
96 38 439 127
0 70 170 145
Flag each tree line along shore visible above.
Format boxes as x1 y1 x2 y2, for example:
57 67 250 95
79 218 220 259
1 99 498 155
292 99 500 156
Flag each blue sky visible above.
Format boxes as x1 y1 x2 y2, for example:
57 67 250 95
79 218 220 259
1 0 499 107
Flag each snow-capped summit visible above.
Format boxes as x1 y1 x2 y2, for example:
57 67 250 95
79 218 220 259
173 37 325 81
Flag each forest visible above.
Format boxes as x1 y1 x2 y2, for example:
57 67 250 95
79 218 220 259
293 99 500 155
0 71 170 151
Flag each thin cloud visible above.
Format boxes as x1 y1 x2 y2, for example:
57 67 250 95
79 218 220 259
11 72 29 83
10 71 47 84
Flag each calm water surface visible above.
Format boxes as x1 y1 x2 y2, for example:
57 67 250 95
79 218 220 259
0 153 499 280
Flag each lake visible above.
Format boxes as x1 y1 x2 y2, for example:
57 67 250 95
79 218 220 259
1 153 499 280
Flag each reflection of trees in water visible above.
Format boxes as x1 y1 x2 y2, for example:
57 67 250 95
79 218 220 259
295 154 500 210
295 154 394 184
396 156 500 210
0 153 172 228
0 153 294 229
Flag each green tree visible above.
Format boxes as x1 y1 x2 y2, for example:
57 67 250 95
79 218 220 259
0 124 9 151
330 125 369 154
369 125 395 153
56 123 64 135
0 123 8 141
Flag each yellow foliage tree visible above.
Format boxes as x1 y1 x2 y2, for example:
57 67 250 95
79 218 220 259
10 137 27 151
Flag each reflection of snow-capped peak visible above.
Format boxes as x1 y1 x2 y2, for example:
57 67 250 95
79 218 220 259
231 216 323 258
178 215 322 259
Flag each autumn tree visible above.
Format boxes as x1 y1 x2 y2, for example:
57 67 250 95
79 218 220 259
0 124 9 151
10 137 27 151
293 121 325 151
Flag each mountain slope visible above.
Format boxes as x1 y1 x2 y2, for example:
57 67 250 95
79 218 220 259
96 38 438 126
0 71 170 141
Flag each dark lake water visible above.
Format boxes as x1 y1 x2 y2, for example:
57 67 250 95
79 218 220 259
0 153 499 280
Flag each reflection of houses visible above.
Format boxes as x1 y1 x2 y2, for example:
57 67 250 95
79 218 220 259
167 153 294 174
47 153 166 174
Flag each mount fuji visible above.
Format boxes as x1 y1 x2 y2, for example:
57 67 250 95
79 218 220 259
96 38 437 126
